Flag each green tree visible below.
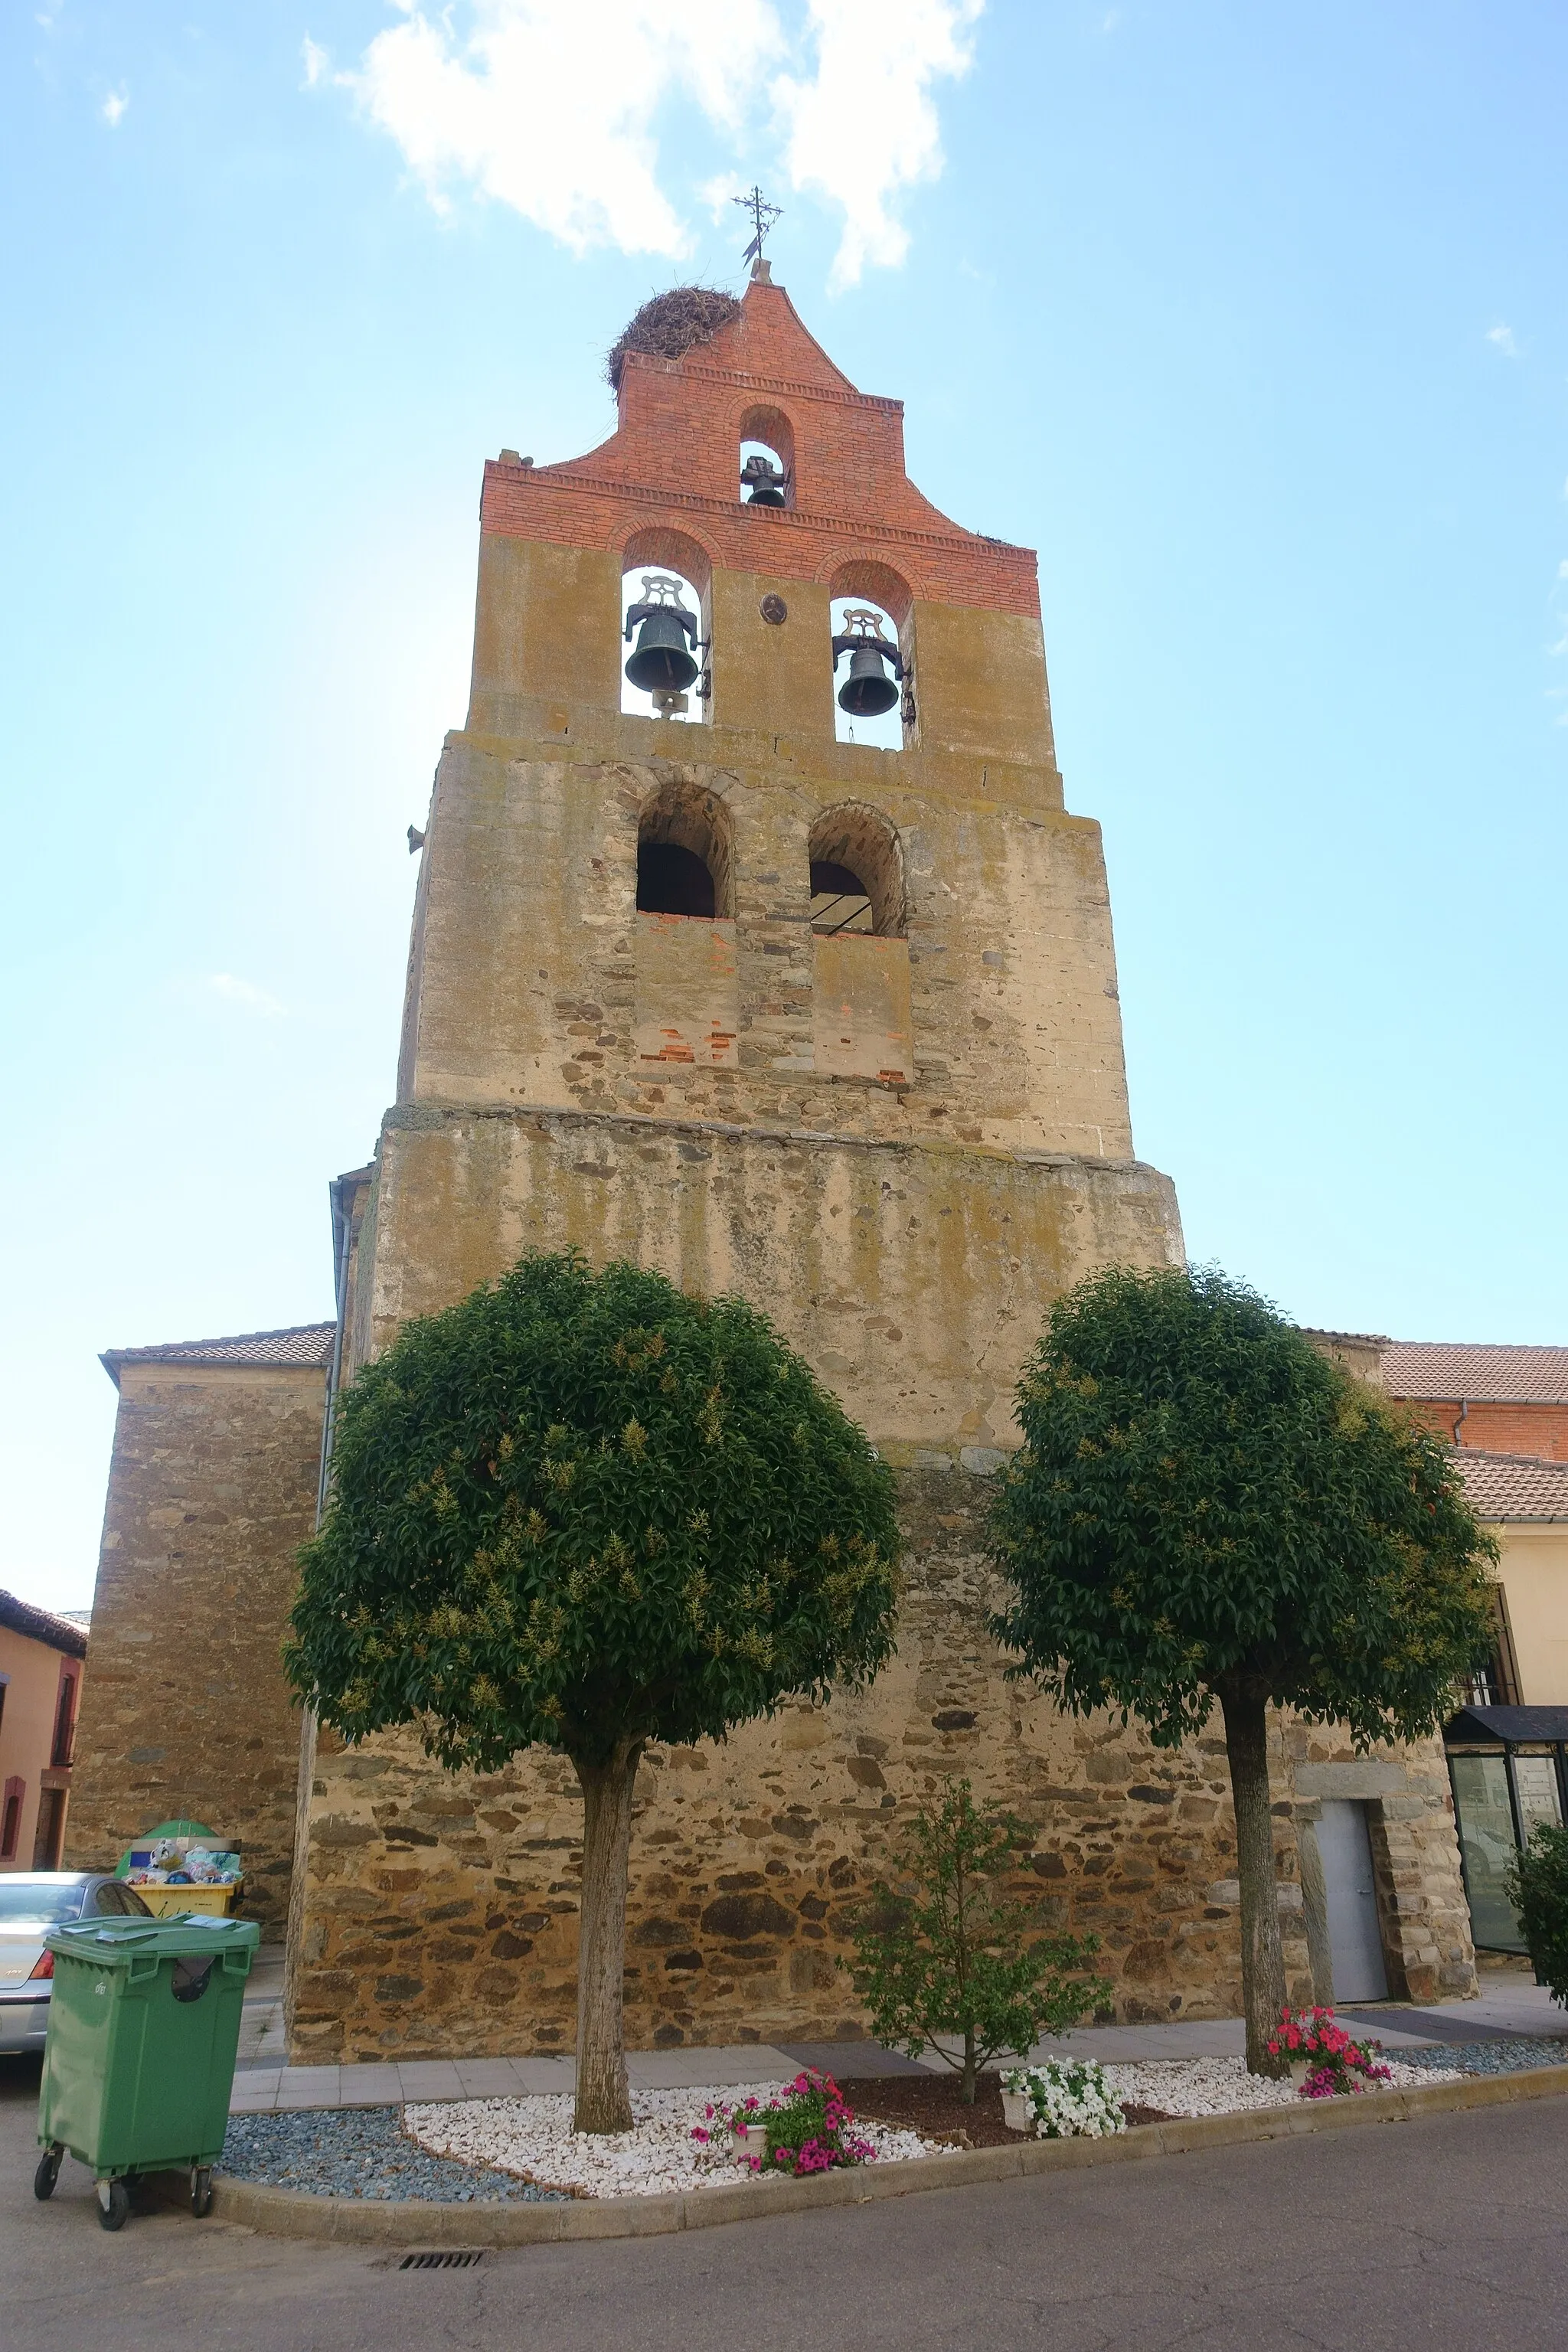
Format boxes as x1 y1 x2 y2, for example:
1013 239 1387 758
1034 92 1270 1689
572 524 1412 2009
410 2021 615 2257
988 1265 1496 2073
1507 1821 1568 2005
844 1778 1109 2102
285 1251 900 2133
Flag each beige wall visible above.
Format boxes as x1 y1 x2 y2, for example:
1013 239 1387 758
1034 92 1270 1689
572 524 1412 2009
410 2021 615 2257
1493 1523 1568 1704
67 1361 326 1929
400 720 1131 1161
0 1627 76 1872
288 1461 1472 2062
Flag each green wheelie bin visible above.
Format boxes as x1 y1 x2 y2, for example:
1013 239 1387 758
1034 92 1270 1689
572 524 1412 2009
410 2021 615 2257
34 1912 259 2229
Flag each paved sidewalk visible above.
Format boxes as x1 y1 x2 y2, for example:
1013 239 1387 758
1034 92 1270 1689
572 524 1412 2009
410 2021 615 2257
228 1975 1568 2113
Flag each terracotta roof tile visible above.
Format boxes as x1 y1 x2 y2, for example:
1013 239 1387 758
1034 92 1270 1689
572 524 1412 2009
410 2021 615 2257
0 1588 89 1656
1383 1342 1568 1404
102 1322 335 1386
1452 1450 1568 1523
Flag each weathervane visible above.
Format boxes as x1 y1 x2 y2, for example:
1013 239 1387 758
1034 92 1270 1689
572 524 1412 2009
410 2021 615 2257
733 185 782 276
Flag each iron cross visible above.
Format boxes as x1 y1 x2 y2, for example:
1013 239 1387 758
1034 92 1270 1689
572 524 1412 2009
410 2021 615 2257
734 185 782 270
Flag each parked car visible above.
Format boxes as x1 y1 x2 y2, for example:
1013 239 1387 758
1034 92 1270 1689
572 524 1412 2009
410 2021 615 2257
0 1874 153 2053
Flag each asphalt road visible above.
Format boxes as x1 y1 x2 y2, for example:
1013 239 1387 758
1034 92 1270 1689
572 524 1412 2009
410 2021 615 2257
5 2050 1566 2352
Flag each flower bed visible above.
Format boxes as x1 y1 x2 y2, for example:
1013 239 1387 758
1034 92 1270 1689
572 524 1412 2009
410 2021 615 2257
403 2084 936 2200
1097 2050 1434 2118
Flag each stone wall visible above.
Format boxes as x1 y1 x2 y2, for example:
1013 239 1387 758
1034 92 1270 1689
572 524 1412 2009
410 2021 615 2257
286 1462 1473 2060
67 1361 326 1930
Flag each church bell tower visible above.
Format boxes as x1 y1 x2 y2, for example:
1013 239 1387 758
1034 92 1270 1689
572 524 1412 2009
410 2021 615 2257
289 273 1186 2060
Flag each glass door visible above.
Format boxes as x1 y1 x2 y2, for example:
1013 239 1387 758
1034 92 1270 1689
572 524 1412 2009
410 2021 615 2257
1449 1753 1526 1952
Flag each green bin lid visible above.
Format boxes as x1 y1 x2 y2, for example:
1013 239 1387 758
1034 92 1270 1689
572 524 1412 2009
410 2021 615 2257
44 1914 261 1965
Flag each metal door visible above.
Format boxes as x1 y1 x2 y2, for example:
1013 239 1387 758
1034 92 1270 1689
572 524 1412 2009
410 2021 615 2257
1315 1799 1390 2002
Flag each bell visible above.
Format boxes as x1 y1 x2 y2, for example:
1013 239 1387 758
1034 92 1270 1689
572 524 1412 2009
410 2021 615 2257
837 642 900 717
741 453 788 507
626 609 699 694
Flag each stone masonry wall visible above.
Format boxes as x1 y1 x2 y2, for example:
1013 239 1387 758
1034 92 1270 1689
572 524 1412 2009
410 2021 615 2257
288 1463 1472 2060
68 1363 326 1931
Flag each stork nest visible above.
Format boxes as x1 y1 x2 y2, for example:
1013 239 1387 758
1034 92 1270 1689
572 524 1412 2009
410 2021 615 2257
606 286 740 391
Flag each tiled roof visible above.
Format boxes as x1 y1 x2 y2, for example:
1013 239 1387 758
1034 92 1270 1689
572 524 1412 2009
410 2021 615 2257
1383 1341 1568 1403
0 1589 89 1657
1452 1451 1568 1523
102 1322 335 1387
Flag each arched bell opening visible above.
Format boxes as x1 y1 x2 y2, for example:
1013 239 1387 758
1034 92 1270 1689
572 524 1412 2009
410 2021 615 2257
826 560 914 752
636 781 733 921
808 805 906 938
738 403 795 510
620 529 713 724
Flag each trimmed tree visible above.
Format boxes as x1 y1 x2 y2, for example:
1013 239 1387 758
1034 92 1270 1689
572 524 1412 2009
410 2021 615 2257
988 1265 1496 2074
285 1251 901 2133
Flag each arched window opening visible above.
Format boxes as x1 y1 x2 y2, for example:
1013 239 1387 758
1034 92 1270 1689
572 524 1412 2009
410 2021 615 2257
622 569 708 722
738 403 795 509
808 805 905 938
829 594 909 750
636 781 733 920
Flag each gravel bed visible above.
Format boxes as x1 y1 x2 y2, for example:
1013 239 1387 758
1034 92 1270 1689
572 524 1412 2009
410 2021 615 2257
1398 2036 1568 2077
220 2107 567 2203
1098 2052 1436 2118
404 2085 938 2199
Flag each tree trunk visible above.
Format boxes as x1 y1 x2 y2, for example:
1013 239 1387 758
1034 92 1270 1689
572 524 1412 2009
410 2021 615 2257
572 1740 642 2134
1218 1676 1289 2076
961 2025 977 2105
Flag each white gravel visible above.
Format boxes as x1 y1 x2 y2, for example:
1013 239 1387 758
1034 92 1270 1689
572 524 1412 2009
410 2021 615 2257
1099 2052 1442 2117
403 2086 938 2200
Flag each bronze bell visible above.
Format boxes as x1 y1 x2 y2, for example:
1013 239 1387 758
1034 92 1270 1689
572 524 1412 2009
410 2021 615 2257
838 643 900 717
832 606 903 717
624 573 700 694
741 452 787 506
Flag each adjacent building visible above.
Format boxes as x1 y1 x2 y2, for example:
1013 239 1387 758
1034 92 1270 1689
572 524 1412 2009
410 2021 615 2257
0 1590 86 1871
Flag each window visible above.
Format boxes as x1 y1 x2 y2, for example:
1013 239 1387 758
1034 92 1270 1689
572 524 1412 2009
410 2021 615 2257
738 403 795 508
619 528 714 725
635 781 732 922
1 1778 23 1860
808 805 905 938
825 561 915 752
51 1668 77 1769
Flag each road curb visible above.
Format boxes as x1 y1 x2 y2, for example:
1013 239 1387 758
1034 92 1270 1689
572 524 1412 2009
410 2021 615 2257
166 2063 1568 2246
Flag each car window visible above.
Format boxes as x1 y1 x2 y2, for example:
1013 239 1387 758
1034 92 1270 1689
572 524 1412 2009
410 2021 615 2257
0 1880 89 1924
92 1883 129 1915
119 1883 154 1916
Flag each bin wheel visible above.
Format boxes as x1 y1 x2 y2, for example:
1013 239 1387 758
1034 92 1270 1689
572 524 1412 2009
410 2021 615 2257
96 2177 130 2232
33 2148 63 2201
191 2167 214 2220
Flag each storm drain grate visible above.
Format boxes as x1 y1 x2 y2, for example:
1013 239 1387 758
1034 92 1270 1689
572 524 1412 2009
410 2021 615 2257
399 2249 485 2271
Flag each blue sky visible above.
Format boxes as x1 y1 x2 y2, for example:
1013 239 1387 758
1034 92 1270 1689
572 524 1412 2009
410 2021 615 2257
4 2 1565 1612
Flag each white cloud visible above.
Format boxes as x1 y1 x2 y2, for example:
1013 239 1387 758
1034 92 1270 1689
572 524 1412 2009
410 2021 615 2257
346 1 782 253
209 975 286 1016
335 0 983 283
779 0 984 288
302 35 331 90
101 89 128 128
1486 324 1519 358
